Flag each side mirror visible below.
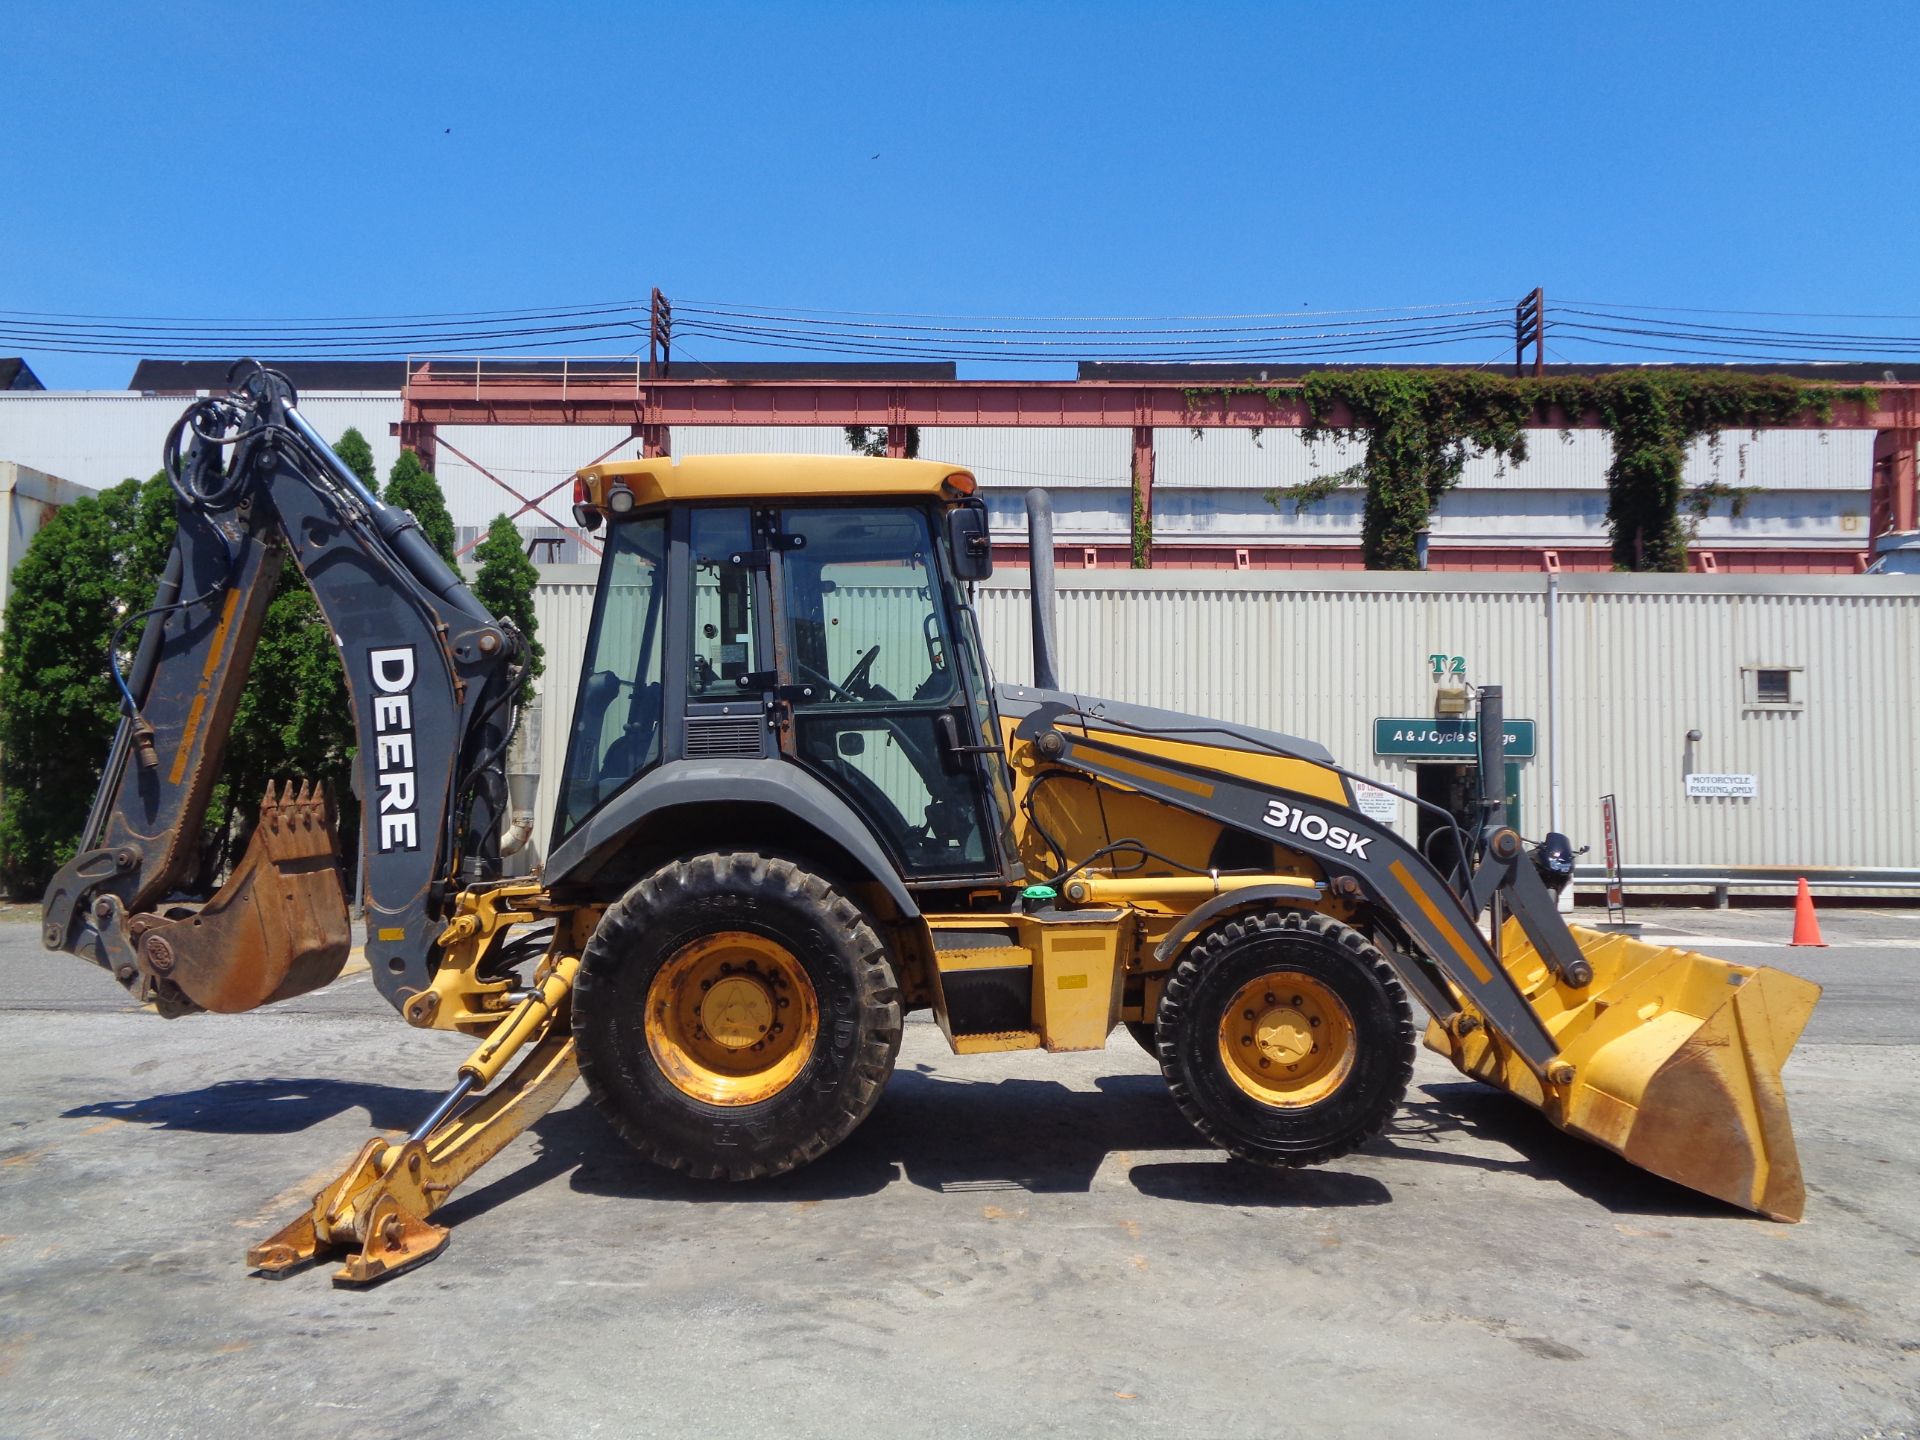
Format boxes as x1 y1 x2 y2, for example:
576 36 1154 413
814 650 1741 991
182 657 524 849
945 502 994 581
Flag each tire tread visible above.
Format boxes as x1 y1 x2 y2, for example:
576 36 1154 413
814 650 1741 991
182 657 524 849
1154 908 1415 1168
572 849 901 1181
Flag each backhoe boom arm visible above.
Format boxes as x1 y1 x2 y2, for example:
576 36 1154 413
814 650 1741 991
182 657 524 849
42 366 521 1017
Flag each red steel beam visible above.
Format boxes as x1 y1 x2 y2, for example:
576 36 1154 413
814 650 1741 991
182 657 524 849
402 373 1920 432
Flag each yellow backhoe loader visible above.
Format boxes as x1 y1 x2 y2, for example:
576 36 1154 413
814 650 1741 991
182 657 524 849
43 366 1821 1285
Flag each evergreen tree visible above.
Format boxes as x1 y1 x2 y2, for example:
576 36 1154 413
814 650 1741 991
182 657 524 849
0 475 174 891
471 514 544 704
332 428 377 492
385 450 459 564
844 425 920 458
0 469 361 895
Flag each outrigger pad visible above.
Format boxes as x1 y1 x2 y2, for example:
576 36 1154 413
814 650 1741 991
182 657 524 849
143 781 352 1013
1426 921 1822 1221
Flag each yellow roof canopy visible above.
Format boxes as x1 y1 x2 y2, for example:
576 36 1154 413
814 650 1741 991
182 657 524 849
574 453 977 510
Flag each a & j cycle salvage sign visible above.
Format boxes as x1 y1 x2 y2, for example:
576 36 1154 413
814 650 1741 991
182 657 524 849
1373 718 1537 759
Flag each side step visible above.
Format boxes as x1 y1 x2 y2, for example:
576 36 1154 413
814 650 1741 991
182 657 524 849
932 932 1036 1043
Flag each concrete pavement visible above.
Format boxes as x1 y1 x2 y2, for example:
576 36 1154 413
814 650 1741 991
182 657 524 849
1 906 1915 1439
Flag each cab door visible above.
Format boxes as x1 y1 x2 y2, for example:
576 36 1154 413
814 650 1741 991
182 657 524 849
771 504 1010 884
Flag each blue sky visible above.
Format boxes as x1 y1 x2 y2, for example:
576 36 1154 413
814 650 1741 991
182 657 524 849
5 1 1915 386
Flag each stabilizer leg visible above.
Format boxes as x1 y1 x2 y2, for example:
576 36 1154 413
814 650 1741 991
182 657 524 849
247 956 581 1286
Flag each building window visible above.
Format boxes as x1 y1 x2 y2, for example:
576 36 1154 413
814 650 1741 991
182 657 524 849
1742 665 1803 711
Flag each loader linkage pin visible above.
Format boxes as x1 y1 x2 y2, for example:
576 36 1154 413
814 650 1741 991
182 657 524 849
247 954 581 1286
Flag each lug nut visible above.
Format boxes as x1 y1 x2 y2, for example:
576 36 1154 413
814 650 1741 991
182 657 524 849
1240 1036 1252 1047
1265 992 1276 1005
1291 995 1302 1006
1243 1009 1255 1021
1309 1017 1321 1028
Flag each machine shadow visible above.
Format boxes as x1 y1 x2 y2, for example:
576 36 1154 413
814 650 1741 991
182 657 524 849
61 1066 1743 1227
61 1077 437 1135
1386 1080 1741 1220
551 1067 1389 1212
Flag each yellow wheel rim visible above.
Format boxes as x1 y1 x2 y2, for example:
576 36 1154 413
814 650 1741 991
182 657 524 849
1216 971 1356 1108
644 931 819 1106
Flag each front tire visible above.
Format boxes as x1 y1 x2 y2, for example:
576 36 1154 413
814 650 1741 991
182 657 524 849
1155 909 1414 1168
573 851 902 1180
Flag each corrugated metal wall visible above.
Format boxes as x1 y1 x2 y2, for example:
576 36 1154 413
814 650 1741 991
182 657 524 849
1151 426 1874 492
526 568 1920 880
1554 580 1920 871
0 392 404 488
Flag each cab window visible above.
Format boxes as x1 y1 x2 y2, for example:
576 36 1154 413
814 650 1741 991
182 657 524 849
555 515 666 836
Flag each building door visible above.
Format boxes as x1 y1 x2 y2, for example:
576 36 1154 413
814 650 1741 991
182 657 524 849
1414 760 1522 880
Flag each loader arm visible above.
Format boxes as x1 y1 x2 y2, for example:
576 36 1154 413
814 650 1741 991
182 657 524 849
41 365 521 1017
1009 697 1564 1072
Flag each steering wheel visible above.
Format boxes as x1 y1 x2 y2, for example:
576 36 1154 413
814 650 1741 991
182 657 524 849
789 646 885 704
839 645 881 696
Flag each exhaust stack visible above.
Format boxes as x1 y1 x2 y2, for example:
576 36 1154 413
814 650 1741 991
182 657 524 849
1025 490 1063 690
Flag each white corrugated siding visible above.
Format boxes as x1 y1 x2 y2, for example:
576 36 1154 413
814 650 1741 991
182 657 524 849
527 569 602 865
0 392 403 490
1556 582 1920 870
917 427 1130 488
435 424 640 533
1152 425 1872 493
527 569 1920 876
670 425 853 457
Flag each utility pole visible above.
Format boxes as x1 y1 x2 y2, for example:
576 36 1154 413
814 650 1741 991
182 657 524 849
1514 287 1545 377
648 288 673 379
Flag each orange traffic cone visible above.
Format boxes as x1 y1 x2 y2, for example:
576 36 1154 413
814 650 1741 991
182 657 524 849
1790 877 1826 947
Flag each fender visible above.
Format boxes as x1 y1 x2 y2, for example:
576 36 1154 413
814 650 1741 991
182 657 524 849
544 758 921 920
1150 879 1326 965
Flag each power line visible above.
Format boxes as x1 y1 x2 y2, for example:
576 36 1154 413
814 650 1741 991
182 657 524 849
1556 297 1920 322
677 298 1507 322
6 292 1919 366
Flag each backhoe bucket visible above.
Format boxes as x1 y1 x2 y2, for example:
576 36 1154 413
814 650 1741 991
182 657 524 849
137 782 352 1013
1425 921 1821 1220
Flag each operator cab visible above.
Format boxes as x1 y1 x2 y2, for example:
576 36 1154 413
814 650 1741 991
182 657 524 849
556 454 1012 888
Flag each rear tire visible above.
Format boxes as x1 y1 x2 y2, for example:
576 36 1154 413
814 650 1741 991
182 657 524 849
1155 909 1414 1168
573 851 902 1180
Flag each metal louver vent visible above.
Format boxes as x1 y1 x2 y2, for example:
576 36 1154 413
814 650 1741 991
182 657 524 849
684 714 764 758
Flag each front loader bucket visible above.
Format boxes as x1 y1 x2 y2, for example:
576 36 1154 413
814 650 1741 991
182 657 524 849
1425 921 1821 1221
136 782 352 1013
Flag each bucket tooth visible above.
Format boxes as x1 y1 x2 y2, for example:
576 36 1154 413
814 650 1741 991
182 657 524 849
1427 922 1821 1220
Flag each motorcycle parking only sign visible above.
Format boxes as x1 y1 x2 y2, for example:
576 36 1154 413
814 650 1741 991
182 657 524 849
1685 772 1758 798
